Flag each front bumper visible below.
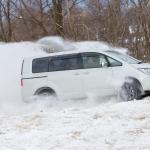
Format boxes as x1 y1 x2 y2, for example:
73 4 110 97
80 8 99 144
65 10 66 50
141 77 150 91
139 77 150 98
140 91 150 99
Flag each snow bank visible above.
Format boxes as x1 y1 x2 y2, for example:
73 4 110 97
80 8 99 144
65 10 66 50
0 99 150 150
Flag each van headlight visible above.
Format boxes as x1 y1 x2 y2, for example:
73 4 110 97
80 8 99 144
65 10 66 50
138 68 150 75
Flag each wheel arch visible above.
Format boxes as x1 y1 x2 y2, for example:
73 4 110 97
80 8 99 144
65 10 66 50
34 87 56 96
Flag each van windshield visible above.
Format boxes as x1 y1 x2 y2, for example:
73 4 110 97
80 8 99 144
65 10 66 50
105 51 142 64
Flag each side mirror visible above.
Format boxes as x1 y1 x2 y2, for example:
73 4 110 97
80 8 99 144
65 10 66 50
101 61 108 68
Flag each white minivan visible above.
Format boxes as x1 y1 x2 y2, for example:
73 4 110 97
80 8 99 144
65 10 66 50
21 49 150 102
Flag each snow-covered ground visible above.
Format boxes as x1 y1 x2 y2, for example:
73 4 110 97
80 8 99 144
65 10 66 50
1 99 150 150
0 37 150 150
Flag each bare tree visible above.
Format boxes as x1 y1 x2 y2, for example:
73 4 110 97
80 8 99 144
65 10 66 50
52 0 64 36
0 0 16 41
0 0 150 62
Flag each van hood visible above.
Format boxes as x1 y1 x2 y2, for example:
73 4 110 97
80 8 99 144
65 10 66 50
131 63 150 69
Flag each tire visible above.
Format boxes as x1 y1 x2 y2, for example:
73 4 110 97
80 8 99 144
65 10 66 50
38 90 51 97
120 81 141 101
36 89 57 100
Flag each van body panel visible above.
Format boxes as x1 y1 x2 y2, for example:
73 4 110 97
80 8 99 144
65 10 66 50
47 69 85 99
80 68 114 96
21 49 150 101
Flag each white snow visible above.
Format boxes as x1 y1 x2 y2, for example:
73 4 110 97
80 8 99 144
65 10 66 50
0 37 149 150
37 36 128 54
0 99 150 150
0 42 45 111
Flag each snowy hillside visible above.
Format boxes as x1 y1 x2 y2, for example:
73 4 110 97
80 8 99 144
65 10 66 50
0 37 150 150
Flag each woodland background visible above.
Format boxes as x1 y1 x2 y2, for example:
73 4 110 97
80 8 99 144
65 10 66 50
0 0 150 61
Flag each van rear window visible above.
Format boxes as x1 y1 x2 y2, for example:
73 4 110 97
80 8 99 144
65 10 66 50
32 57 49 73
52 57 80 71
32 54 81 73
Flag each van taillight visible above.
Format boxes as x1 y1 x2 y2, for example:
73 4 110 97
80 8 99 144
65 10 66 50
21 79 23 87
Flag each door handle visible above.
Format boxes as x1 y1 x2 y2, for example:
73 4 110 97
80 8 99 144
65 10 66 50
74 72 80 75
83 72 90 75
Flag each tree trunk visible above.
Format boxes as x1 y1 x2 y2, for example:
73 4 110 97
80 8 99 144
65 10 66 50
52 0 64 37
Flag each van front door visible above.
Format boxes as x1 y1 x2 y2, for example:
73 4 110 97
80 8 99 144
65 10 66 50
80 52 114 97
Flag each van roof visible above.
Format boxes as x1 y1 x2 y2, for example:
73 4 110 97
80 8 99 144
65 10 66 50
23 49 111 60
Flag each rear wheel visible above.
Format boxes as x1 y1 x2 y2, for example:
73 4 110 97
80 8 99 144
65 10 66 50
35 88 57 100
38 90 53 97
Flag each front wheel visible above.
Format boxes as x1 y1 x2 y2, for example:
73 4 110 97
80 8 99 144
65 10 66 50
120 82 141 101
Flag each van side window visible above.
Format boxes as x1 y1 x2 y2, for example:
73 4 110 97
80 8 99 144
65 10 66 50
32 57 49 73
52 56 81 71
82 53 108 69
107 57 122 67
